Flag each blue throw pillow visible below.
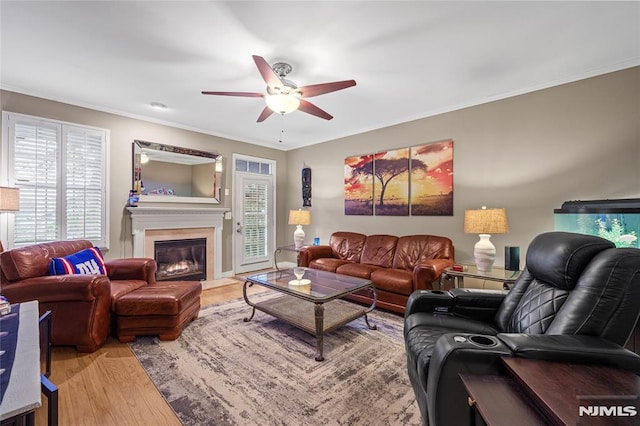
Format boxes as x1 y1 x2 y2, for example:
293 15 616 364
49 247 107 276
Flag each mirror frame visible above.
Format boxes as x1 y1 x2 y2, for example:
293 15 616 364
133 139 223 204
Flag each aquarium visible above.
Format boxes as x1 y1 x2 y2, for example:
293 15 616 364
554 199 640 248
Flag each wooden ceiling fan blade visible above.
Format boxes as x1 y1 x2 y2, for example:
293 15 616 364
201 91 264 97
298 99 333 120
298 80 356 98
252 55 284 89
257 106 274 122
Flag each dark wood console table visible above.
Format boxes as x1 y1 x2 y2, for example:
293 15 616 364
461 357 640 425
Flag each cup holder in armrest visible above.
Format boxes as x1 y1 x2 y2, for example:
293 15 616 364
430 290 446 295
468 335 498 347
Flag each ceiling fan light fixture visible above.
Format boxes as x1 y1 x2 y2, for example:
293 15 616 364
265 93 300 115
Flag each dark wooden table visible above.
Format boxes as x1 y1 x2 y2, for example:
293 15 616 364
461 357 640 425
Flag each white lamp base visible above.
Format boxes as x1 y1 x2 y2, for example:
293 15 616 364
474 234 496 272
293 225 305 249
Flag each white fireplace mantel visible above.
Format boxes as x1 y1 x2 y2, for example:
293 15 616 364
127 206 228 279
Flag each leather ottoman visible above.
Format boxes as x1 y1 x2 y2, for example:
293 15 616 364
115 281 202 343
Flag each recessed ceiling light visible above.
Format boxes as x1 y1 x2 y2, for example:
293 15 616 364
150 102 167 110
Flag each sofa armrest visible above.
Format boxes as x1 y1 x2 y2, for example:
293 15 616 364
298 245 334 267
413 258 455 290
1 275 111 303
106 258 157 283
497 333 640 373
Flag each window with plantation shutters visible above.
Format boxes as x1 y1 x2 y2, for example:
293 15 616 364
243 181 269 260
3 112 108 248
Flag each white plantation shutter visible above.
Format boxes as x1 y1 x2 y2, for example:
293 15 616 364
64 126 105 241
243 181 269 260
12 119 59 244
4 112 108 248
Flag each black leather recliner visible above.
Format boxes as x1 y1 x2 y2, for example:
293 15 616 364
404 231 640 425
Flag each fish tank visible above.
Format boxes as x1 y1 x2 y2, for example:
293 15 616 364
554 198 640 248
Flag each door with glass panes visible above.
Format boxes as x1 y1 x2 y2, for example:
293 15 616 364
233 155 275 274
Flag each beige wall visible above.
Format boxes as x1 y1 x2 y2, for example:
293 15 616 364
285 67 640 268
2 66 638 275
0 90 288 273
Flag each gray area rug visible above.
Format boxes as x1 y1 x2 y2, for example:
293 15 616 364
129 293 422 425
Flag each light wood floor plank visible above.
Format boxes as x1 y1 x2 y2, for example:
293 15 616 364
35 279 266 425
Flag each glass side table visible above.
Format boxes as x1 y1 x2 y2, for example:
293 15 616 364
274 244 304 271
441 265 521 290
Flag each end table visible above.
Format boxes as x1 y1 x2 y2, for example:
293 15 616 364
442 265 521 290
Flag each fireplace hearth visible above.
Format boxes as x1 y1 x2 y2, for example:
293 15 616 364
155 238 206 281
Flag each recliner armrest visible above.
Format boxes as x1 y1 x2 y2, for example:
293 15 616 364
404 289 455 317
405 288 507 321
497 333 640 373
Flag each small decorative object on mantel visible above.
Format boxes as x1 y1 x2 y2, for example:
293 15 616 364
302 167 311 207
464 206 509 272
128 190 139 207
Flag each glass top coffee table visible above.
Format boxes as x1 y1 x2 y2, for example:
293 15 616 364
243 267 377 361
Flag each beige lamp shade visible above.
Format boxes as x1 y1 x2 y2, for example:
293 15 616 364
463 206 508 273
464 207 508 234
0 187 20 212
288 209 311 226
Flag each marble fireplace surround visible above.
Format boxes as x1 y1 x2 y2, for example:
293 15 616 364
128 207 227 280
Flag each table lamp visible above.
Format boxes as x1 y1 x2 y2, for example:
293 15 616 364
0 186 20 252
288 209 311 249
463 206 508 272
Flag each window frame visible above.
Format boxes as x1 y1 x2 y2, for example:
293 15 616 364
1 111 110 249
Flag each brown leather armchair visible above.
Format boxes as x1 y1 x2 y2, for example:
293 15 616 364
0 240 157 352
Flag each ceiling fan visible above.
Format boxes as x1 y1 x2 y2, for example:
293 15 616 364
202 55 356 122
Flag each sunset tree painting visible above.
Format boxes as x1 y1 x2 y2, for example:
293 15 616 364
410 140 454 216
373 148 411 216
344 154 374 215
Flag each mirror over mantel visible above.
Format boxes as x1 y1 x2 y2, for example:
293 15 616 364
132 140 223 204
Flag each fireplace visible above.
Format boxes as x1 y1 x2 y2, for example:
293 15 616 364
154 238 206 281
128 207 227 281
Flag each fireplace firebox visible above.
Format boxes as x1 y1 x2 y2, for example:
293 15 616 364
154 238 206 281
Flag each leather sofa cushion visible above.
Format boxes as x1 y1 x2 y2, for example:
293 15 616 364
393 235 454 270
329 232 367 262
110 280 149 310
115 281 202 316
360 235 398 267
309 258 351 272
371 268 413 295
1 240 93 282
336 263 382 279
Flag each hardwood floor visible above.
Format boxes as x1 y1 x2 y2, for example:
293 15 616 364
35 280 266 426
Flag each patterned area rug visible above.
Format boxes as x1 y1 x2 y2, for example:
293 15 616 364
129 293 422 425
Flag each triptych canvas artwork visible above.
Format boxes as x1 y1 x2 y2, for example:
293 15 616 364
344 139 453 216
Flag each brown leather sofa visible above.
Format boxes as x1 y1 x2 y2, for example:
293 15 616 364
298 232 455 313
0 240 157 352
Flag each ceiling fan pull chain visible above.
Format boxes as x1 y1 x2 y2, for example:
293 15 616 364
277 114 285 143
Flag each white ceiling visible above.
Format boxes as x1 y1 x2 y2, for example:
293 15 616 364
1 1 639 151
